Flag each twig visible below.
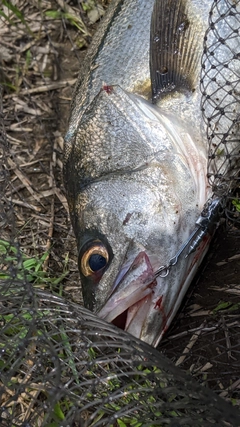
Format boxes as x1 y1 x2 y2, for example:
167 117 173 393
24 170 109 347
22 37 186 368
221 316 236 360
4 79 77 98
5 197 41 212
8 158 43 206
211 285 240 296
175 322 206 367
216 253 240 266
42 144 56 272
220 378 240 398
165 325 218 341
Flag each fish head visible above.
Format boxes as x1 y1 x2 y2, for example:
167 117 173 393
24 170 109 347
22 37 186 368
65 85 209 347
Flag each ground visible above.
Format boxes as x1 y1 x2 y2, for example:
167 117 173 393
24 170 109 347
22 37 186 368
1 0 239 411
161 226 240 403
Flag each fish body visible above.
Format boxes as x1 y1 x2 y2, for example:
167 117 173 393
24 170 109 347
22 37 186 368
64 0 240 346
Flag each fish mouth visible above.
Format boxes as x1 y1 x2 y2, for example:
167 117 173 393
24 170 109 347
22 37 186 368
97 251 157 337
97 233 212 344
110 293 154 338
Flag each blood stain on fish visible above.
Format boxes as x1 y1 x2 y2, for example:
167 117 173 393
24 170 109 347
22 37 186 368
102 84 114 94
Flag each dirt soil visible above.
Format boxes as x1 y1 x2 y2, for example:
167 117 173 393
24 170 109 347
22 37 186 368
161 226 240 404
1 0 240 409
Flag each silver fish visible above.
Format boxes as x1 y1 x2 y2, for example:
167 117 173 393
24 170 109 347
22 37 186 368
64 0 240 346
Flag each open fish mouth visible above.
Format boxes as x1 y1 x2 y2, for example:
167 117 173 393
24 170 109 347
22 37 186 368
97 229 213 345
111 294 152 331
97 251 159 337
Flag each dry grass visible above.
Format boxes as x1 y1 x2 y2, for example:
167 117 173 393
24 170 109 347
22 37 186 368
1 0 110 304
0 0 240 424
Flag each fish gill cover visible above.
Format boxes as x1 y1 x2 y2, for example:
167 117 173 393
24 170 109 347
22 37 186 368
0 0 240 426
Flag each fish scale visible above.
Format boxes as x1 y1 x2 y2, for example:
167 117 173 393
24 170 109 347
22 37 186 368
1 1 240 425
65 0 155 148
64 0 240 347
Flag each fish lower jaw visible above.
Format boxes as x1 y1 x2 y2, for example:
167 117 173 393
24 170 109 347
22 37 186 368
98 233 212 345
98 250 157 336
99 291 153 338
117 293 153 338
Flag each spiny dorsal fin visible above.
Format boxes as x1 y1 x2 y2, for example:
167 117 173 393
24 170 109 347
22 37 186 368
150 0 201 103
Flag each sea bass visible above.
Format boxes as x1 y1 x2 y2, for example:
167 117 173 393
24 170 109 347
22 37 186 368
64 0 240 346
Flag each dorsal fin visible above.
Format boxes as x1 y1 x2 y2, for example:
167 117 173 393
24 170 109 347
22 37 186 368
150 0 201 103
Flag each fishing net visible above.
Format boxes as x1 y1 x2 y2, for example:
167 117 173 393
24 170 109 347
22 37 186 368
200 0 240 220
1 282 240 427
0 0 240 426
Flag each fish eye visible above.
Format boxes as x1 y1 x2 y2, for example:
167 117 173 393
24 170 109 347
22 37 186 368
80 241 109 277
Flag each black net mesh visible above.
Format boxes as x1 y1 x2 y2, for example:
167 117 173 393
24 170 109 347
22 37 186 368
1 283 240 427
200 0 240 220
0 0 240 426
